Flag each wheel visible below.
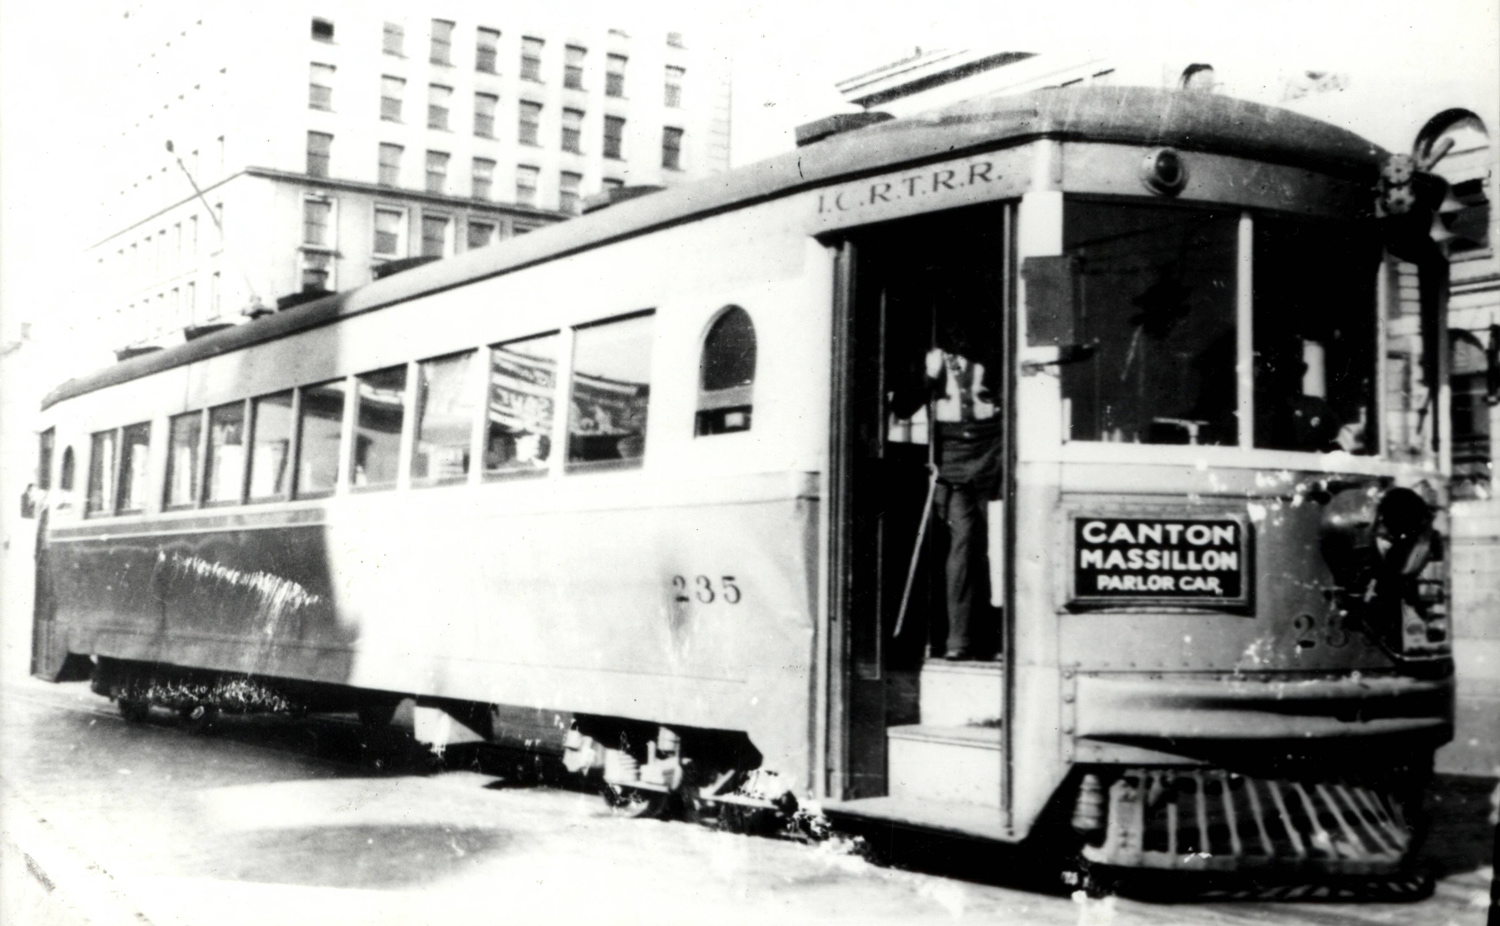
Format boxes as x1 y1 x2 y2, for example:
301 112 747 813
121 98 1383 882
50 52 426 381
117 697 150 723
178 703 217 734
601 782 672 819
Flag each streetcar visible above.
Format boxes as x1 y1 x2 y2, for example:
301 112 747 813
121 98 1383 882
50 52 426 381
29 85 1454 878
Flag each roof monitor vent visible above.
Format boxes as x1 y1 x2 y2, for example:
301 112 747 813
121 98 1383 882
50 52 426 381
581 184 665 214
795 112 895 147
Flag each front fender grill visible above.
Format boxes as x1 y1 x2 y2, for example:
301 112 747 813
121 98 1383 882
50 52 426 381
1082 768 1413 873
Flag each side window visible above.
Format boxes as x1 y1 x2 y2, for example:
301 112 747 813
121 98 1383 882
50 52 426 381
60 447 75 494
568 312 653 468
696 305 756 435
352 366 407 490
117 423 151 512
296 380 347 498
413 350 477 484
37 428 54 490
86 430 117 515
1451 330 1492 499
248 391 295 501
165 412 203 508
204 402 247 504
487 334 558 476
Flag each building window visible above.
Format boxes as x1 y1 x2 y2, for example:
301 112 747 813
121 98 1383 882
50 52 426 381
472 157 495 200
205 402 246 504
425 150 449 194
374 206 406 256
36 428 54 492
165 412 202 508
380 75 405 121
428 84 452 130
696 306 756 435
603 115 625 160
603 177 624 192
516 164 539 206
521 36 544 81
311 17 333 42
352 366 406 490
421 213 452 257
561 108 583 153
1417 110 1492 256
413 351 478 484
564 45 586 89
661 127 683 170
1452 330 1493 498
430 19 454 65
301 251 333 292
378 142 403 186
248 391 294 501
476 27 500 73
474 92 498 137
303 197 332 246
86 430 117 515
382 21 404 56
307 131 332 177
467 220 496 249
568 312 654 468
117 423 151 512
559 171 582 214
664 65 684 108
309 62 335 110
487 333 558 477
606 53 626 97
519 101 542 146
666 31 684 48
296 380 345 498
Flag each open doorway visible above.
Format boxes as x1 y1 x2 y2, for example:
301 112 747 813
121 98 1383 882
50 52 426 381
830 202 1014 802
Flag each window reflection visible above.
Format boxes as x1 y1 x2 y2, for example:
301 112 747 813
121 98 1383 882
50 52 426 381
87 430 117 514
414 351 476 483
117 423 151 512
165 412 202 507
249 391 294 501
568 313 653 467
353 366 407 490
1060 201 1238 445
205 403 246 503
296 380 345 497
487 334 557 476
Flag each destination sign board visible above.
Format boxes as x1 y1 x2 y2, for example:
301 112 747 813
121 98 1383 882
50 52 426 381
1071 515 1250 607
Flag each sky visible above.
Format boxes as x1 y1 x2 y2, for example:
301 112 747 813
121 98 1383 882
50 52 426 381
0 0 1496 342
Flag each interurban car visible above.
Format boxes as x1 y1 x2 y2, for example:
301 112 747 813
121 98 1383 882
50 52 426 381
29 85 1454 880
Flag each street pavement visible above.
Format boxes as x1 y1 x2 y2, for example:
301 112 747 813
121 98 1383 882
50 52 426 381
1 678 1494 926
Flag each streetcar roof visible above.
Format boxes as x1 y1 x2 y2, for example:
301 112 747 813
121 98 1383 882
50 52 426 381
44 85 1385 411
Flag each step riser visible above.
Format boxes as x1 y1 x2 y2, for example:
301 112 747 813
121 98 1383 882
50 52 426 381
919 666 1003 727
888 737 1003 808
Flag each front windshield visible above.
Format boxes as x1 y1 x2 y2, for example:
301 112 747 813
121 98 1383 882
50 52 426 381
1060 200 1239 446
1057 199 1386 456
1253 216 1380 454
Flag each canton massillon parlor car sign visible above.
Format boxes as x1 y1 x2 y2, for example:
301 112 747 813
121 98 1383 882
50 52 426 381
1072 515 1250 607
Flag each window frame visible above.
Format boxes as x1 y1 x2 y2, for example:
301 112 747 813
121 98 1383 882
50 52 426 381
518 100 542 146
420 212 453 258
474 92 498 138
203 400 249 506
485 331 563 480
377 142 403 186
472 157 496 201
561 108 584 153
664 65 684 108
515 164 540 206
350 365 410 493
565 310 655 473
306 131 333 178
603 115 625 160
520 36 544 82
559 170 582 214
476 27 500 73
382 21 404 56
164 410 206 511
293 378 348 500
427 83 453 131
695 305 757 437
661 126 683 171
430 18 454 66
373 204 408 258
380 75 406 122
411 350 480 487
309 62 335 110
247 390 297 503
605 53 627 97
425 149 450 194
564 45 586 90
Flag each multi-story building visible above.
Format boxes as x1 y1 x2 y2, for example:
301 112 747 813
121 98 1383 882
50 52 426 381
85 1 732 355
